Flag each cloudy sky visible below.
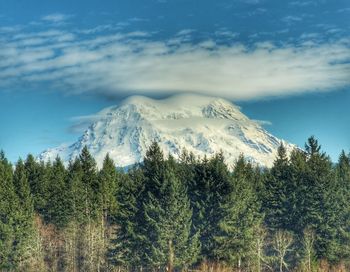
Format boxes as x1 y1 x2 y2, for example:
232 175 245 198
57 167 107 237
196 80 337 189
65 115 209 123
0 0 349 162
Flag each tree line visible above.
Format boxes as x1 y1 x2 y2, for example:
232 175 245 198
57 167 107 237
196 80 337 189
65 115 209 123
0 136 350 271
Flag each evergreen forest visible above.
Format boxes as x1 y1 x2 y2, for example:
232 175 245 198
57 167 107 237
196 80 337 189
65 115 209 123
1 136 350 272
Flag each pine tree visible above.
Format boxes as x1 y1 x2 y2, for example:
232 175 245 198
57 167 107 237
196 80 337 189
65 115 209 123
45 157 70 228
96 154 119 270
335 151 350 259
301 137 341 261
25 155 49 215
12 159 36 268
98 154 118 224
80 146 99 220
142 141 167 197
66 158 85 225
288 148 307 234
0 151 18 269
187 153 233 262
64 158 86 271
111 168 144 267
214 154 262 270
13 159 34 216
116 142 200 270
142 166 200 270
79 146 103 271
262 144 291 231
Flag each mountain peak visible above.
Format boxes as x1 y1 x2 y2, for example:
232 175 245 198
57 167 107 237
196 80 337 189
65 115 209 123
38 93 295 168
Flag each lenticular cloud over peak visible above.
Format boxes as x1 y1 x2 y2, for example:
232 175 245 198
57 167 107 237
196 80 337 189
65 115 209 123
1 25 349 100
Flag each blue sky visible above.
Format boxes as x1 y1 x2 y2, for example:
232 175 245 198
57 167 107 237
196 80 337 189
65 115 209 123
0 0 349 162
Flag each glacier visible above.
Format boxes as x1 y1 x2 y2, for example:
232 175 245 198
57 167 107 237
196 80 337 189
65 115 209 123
38 94 295 168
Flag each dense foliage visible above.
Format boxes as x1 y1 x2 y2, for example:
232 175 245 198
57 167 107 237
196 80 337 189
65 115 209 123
0 137 350 271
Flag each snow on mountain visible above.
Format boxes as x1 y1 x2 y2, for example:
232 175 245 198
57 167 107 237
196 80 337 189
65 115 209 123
38 94 295 168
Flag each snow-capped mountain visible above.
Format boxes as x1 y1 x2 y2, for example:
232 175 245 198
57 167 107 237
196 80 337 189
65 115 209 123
38 94 295 168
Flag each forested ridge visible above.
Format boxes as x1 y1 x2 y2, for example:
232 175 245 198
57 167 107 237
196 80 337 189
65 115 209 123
1 136 350 272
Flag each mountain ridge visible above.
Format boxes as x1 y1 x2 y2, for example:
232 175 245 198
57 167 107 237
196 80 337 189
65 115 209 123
38 93 295 168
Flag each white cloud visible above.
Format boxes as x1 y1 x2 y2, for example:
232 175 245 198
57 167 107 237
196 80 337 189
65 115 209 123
41 13 72 24
337 8 350 13
253 120 272 126
289 1 317 7
241 0 260 4
176 29 195 37
0 25 22 33
0 27 350 101
215 29 239 39
282 15 303 25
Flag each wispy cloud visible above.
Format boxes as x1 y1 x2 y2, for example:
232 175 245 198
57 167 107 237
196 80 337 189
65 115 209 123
253 120 272 126
215 29 239 39
41 13 72 24
68 114 103 133
289 1 317 7
241 0 261 4
176 29 195 36
337 8 350 13
282 15 303 25
0 26 349 101
0 25 23 33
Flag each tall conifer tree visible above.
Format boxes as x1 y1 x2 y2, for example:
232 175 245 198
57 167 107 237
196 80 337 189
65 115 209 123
46 157 70 228
123 142 200 270
98 154 118 223
0 152 18 269
214 154 262 269
12 159 35 268
263 144 291 231
80 146 99 220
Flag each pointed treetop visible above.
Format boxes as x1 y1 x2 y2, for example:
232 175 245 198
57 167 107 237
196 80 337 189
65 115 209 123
0 150 11 167
53 155 65 167
16 157 24 167
273 144 289 166
234 154 246 170
102 153 115 169
338 150 350 165
145 141 164 163
79 145 97 171
338 150 350 174
0 150 6 161
25 154 36 163
80 145 91 159
277 143 288 160
305 136 321 156
233 154 249 180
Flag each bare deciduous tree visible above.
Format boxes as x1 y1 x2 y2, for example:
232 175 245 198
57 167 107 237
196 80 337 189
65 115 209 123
272 230 294 272
303 227 315 272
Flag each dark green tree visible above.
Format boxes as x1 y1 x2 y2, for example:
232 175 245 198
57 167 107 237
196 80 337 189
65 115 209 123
115 142 200 270
98 154 119 224
214 154 262 269
335 151 350 259
288 148 308 234
142 166 200 270
263 144 291 231
66 158 85 225
12 158 36 267
0 151 18 269
301 137 341 262
25 155 49 215
111 168 144 267
80 146 99 220
45 157 70 228
13 159 33 216
188 153 233 261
